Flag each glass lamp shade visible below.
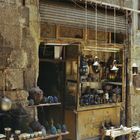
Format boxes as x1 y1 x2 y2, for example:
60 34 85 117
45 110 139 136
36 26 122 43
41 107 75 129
1 97 12 111
93 61 99 66
92 56 100 73
111 65 119 71
132 63 138 75
93 56 99 66
111 60 118 71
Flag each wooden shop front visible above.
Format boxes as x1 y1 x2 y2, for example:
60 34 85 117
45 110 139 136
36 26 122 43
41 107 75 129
39 0 128 139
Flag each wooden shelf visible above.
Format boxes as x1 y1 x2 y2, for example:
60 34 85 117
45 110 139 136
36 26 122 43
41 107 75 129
116 64 123 67
28 103 61 108
67 79 78 82
30 131 69 140
77 103 122 111
39 59 65 63
103 82 122 86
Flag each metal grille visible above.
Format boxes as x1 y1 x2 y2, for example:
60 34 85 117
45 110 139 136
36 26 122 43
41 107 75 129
39 0 127 33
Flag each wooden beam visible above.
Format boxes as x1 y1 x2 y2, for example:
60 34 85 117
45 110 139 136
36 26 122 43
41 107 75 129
56 25 60 39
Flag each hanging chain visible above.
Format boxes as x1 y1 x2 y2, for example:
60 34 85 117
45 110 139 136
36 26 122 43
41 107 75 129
95 3 98 56
85 1 88 41
114 8 116 59
105 5 107 47
104 5 107 62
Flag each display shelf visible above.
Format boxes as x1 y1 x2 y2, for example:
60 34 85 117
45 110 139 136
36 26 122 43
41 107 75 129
77 103 122 111
28 103 61 108
39 59 65 63
103 82 122 86
67 79 78 82
116 64 123 67
30 131 69 140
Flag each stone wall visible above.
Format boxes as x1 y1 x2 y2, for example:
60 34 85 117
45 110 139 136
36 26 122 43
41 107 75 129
127 0 140 126
0 0 40 108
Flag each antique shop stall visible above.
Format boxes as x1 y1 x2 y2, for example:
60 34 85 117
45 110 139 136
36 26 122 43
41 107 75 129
39 0 128 139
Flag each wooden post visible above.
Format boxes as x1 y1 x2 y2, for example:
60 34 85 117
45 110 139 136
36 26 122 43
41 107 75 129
109 32 112 43
56 135 62 140
56 25 60 39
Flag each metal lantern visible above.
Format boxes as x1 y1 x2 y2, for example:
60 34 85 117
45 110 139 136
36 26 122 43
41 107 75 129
93 56 100 67
1 97 12 111
92 56 100 73
0 70 12 111
132 63 138 75
111 60 118 72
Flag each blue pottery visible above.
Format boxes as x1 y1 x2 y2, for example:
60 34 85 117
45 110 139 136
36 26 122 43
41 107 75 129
42 97 49 103
47 96 54 103
61 124 67 133
41 127 47 136
56 123 61 133
50 125 57 135
29 99 34 106
53 96 58 103
28 127 33 133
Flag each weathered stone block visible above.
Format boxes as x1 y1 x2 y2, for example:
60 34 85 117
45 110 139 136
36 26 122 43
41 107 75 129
7 49 28 69
4 6 20 25
22 36 39 68
0 4 19 25
5 69 24 90
3 25 21 48
24 68 38 90
130 94 140 125
19 7 29 26
0 71 5 91
0 7 5 24
5 90 28 101
0 24 5 48
0 47 13 69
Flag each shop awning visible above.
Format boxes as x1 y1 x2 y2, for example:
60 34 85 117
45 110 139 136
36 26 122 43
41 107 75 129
39 0 127 33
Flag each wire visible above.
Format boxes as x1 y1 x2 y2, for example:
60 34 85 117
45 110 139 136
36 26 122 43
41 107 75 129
95 3 98 56
85 1 88 40
71 0 85 10
105 5 107 46
114 7 116 59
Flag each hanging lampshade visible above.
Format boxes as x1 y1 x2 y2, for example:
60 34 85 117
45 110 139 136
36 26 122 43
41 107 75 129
111 60 118 71
93 56 99 66
132 63 138 75
1 97 12 111
92 56 100 73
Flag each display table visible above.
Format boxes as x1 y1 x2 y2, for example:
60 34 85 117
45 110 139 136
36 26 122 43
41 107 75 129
102 127 132 140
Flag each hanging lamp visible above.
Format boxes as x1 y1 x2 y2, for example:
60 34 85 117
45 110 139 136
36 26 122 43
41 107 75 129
93 56 99 66
132 63 138 75
93 3 99 67
111 60 118 71
0 70 12 111
111 8 119 72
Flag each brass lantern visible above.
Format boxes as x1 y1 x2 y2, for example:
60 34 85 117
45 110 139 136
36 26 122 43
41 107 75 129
1 97 12 111
132 63 138 75
92 56 100 73
0 70 12 111
111 60 118 72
